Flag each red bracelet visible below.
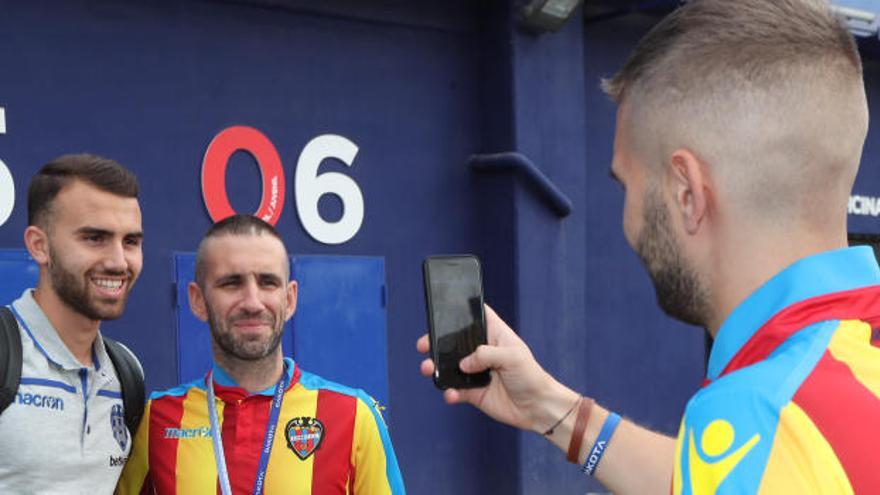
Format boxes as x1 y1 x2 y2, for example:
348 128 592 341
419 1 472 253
567 396 594 463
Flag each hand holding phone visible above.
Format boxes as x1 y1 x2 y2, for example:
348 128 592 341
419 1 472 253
423 255 491 389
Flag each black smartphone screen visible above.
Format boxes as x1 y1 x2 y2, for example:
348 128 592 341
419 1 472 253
423 255 491 389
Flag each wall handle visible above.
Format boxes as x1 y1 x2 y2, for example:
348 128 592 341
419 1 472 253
468 152 573 218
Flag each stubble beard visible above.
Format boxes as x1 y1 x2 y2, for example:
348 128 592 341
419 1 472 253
208 306 284 362
47 244 133 321
635 188 712 328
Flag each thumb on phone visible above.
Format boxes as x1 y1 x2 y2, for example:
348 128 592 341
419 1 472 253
459 344 504 373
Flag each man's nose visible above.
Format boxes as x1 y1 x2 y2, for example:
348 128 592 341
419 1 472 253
101 242 128 273
239 280 264 311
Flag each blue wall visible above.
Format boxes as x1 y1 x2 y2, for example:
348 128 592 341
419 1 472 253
2 1 879 493
851 45 880 234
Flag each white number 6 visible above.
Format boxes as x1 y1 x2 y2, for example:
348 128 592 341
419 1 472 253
295 134 364 245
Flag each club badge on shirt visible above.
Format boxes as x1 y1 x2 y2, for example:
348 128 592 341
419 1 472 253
285 417 325 460
111 404 128 452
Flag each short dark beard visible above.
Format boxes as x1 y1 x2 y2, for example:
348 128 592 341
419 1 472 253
47 244 129 321
635 189 711 327
207 306 284 362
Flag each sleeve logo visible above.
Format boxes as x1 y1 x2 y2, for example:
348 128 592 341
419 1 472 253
285 417 325 460
688 419 760 494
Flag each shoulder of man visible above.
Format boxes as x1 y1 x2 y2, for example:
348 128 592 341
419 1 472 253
675 357 804 494
102 336 146 436
103 337 144 377
296 368 388 423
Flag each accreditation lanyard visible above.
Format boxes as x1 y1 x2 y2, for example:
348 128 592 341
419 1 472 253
207 365 289 495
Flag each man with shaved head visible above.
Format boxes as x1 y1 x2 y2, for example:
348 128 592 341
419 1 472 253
419 0 879 492
119 214 404 494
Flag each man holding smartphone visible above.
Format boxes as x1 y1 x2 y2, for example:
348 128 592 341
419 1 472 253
419 0 880 493
118 214 404 494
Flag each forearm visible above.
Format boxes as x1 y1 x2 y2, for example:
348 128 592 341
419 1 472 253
534 383 675 495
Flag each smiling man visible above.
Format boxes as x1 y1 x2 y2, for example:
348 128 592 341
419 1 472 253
0 154 145 494
118 214 404 494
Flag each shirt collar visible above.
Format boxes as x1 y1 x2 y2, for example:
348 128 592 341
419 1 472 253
707 246 880 380
212 357 296 396
10 288 109 371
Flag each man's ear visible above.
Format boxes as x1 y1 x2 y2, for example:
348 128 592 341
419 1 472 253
284 281 298 322
668 149 711 235
24 226 50 265
188 282 209 322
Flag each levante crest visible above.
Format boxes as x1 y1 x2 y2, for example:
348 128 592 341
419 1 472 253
110 404 128 452
285 417 325 460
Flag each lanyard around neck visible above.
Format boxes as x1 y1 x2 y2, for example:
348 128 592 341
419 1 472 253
206 363 289 495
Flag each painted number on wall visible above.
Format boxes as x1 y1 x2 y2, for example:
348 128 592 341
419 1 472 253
0 108 15 227
295 135 363 245
201 126 363 245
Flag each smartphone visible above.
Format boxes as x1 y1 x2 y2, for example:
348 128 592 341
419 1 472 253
423 255 491 389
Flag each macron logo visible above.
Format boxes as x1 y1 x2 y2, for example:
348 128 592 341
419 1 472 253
15 392 64 410
164 426 212 439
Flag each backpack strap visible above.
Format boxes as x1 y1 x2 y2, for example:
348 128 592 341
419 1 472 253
0 310 146 436
103 337 145 436
0 306 22 415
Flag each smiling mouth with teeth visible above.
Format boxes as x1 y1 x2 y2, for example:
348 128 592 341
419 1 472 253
93 277 125 294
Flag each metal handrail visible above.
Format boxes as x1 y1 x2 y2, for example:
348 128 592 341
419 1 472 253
468 152 573 218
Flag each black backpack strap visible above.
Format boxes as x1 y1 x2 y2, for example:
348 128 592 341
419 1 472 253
0 306 22 415
103 336 145 436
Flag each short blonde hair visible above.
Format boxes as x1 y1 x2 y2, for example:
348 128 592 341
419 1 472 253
605 0 867 224
603 0 860 104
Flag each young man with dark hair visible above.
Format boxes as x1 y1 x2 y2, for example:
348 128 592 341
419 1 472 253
0 153 145 493
119 214 405 494
420 0 880 493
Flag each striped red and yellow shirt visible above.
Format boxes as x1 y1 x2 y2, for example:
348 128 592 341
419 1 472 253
672 247 880 493
117 358 404 494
